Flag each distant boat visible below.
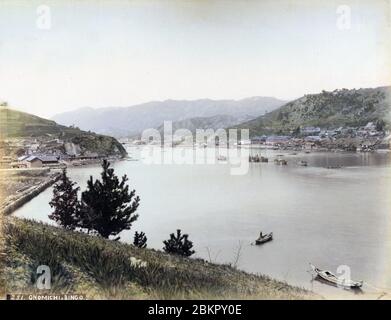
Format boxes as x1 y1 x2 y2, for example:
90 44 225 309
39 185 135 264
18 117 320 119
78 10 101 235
298 160 308 166
217 155 227 161
260 156 269 163
309 263 363 289
274 158 287 165
326 165 342 169
249 155 267 163
255 232 273 245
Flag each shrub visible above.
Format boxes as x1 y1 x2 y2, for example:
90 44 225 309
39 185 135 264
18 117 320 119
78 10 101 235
163 229 195 257
133 231 147 248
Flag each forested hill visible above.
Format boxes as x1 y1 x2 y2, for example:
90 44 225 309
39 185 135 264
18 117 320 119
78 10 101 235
0 107 127 157
234 86 391 136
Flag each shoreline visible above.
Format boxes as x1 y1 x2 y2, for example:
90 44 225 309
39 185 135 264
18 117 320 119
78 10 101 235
127 143 390 154
0 169 60 216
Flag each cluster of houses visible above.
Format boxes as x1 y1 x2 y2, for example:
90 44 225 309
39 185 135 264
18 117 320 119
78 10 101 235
250 123 390 151
0 137 103 169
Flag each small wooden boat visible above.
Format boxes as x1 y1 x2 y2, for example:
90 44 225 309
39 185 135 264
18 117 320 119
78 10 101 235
255 232 273 245
309 264 363 289
274 158 287 165
298 160 308 166
249 155 260 162
217 155 227 161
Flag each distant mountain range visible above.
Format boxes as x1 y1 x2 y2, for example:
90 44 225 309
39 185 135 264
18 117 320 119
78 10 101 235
0 107 127 157
233 86 391 136
52 97 286 137
157 114 252 135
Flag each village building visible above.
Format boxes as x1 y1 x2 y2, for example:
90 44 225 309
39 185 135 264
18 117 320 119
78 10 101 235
76 152 100 160
364 122 376 131
265 136 290 146
301 127 321 135
304 136 322 142
18 155 59 168
0 155 14 168
251 136 267 144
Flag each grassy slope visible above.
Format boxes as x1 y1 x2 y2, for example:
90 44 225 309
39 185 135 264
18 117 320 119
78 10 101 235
3 218 317 300
0 107 127 157
0 171 5 296
234 86 391 136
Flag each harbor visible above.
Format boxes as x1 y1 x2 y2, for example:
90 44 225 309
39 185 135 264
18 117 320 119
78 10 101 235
11 146 391 299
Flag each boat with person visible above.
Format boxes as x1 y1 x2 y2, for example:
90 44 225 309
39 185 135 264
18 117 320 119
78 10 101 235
255 232 273 245
309 263 363 289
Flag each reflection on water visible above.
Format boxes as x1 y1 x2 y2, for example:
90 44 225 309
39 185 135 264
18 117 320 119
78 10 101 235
13 147 391 299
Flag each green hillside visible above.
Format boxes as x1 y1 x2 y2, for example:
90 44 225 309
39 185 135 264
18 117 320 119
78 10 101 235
0 107 127 157
234 86 391 136
3 218 316 299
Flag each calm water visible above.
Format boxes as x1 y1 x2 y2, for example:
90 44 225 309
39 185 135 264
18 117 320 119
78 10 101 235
14 147 391 299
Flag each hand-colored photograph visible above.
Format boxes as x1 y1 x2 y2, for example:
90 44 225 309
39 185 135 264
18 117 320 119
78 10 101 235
0 0 390 302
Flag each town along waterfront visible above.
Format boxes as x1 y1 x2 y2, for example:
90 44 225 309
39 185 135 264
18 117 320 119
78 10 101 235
13 147 391 298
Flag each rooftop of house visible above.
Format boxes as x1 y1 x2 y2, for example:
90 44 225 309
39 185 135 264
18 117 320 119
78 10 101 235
22 155 59 163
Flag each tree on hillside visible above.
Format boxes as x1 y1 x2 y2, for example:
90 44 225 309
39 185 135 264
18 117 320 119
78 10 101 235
49 169 80 230
163 229 195 257
292 126 301 136
133 231 147 248
79 160 140 239
376 119 386 132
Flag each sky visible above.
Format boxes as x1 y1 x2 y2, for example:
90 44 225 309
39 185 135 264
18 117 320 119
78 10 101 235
0 0 390 118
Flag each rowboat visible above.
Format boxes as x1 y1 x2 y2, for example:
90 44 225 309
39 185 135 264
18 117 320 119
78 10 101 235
274 158 287 165
298 160 308 166
309 263 363 289
255 232 273 245
217 155 227 161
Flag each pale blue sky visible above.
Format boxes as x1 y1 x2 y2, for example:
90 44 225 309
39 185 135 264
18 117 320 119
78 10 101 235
0 0 390 117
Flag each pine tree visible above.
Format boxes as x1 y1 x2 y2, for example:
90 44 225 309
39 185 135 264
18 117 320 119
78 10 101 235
376 119 386 132
133 231 147 248
292 126 301 136
80 159 140 239
163 229 195 257
49 169 80 230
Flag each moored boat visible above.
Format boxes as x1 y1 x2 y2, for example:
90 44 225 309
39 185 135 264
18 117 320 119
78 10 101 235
298 160 308 166
260 156 269 163
274 158 287 165
255 232 273 245
309 263 363 289
326 165 342 169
